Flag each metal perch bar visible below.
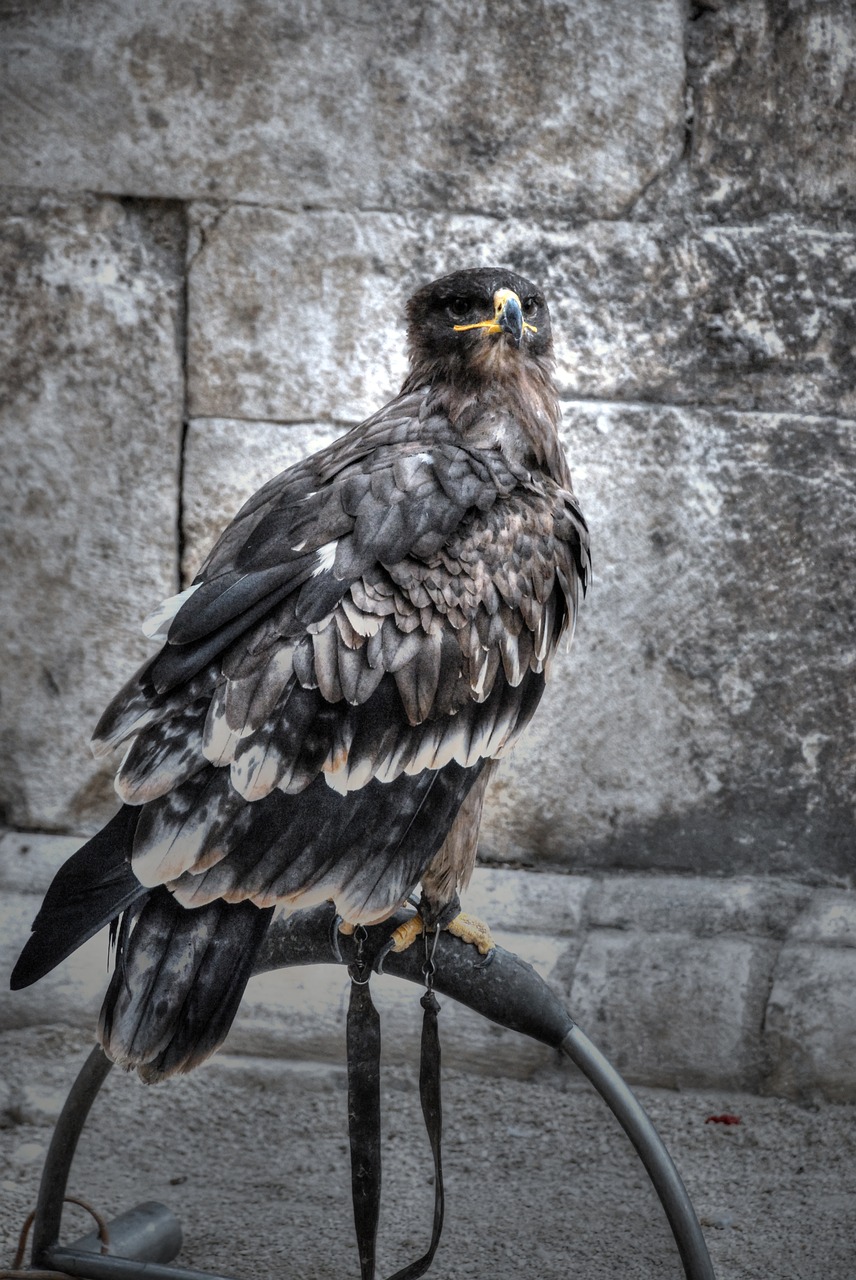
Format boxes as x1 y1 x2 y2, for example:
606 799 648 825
28 904 715 1280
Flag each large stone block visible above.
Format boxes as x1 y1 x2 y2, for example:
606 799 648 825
787 890 856 947
0 0 684 220
567 928 774 1089
763 941 856 1102
546 222 856 418
584 875 811 942
0 193 185 831
480 402 856 880
463 867 592 937
688 0 856 219
188 207 856 421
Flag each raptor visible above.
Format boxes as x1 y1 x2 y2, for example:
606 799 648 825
11 267 590 1082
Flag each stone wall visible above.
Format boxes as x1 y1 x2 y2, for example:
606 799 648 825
1 0 854 1096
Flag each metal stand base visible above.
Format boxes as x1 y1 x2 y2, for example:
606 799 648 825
27 905 716 1279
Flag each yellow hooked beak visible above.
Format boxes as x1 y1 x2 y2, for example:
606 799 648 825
453 288 537 349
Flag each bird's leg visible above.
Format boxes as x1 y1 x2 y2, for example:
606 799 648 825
421 891 495 958
383 892 495 965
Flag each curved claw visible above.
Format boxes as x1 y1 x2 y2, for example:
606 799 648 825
373 938 393 976
375 912 423 974
329 913 345 964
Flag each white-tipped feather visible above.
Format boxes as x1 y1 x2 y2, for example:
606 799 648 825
481 703 520 759
141 583 203 640
311 540 338 577
500 631 523 686
132 826 208 888
452 718 492 768
534 597 553 663
92 705 161 757
341 594 383 637
324 752 375 795
402 724 447 776
471 647 491 700
373 751 407 785
114 740 136 797
427 730 463 772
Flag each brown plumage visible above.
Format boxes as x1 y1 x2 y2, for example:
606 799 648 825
11 267 590 1081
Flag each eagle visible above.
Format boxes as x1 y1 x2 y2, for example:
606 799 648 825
11 267 590 1083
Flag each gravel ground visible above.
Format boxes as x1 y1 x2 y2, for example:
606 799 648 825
1 1025 854 1279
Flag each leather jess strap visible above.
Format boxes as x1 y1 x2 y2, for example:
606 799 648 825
346 940 445 1280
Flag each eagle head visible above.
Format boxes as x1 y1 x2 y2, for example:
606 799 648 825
404 267 554 392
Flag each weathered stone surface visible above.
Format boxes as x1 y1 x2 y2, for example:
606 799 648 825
688 0 856 219
182 418 342 579
480 401 856 881
787 889 856 946
188 207 856 421
585 875 811 941
0 895 108 1033
0 193 185 831
11 1083 67 1127
567 929 775 1089
763 942 856 1102
547 223 856 418
0 0 684 219
0 1074 13 1128
462 868 591 937
4 1029 856 1280
0 831 82 895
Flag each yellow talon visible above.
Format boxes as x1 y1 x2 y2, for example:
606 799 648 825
389 914 425 953
446 912 495 956
386 910 495 959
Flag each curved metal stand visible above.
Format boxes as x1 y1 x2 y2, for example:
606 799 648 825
28 904 715 1279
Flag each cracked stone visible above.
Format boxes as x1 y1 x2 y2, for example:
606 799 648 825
0 0 684 219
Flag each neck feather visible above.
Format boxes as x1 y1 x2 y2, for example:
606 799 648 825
401 350 569 484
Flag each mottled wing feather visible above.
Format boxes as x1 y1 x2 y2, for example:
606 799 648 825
116 700 208 803
166 761 487 926
99 891 275 1079
92 388 589 920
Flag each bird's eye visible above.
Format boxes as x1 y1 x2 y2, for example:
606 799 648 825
447 297 470 321
522 296 538 318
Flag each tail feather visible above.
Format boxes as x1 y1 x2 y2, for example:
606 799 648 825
10 806 146 990
99 889 274 1082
